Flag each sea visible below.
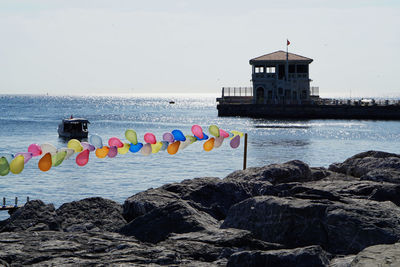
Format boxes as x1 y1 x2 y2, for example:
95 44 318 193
0 94 399 219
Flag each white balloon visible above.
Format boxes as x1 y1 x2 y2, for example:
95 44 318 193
40 143 57 155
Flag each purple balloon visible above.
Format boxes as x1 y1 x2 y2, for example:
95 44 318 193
108 146 118 158
230 135 240 149
163 132 175 143
81 142 96 152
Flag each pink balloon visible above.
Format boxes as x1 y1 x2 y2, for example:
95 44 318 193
144 133 157 144
76 149 89 166
108 137 124 148
191 125 203 139
28 144 42 156
81 142 96 152
219 129 230 138
230 135 240 149
14 152 33 164
108 146 118 158
163 132 174 143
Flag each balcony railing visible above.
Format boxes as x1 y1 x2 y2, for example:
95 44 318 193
222 87 253 97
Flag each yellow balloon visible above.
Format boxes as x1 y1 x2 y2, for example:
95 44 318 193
203 137 215 152
151 142 163 154
10 155 25 174
67 139 83 153
118 143 130 154
230 130 244 139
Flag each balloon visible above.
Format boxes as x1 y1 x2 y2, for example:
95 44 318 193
219 129 230 138
163 132 174 143
230 135 240 148
40 143 57 155
151 142 163 153
179 139 191 150
118 143 130 154
108 146 118 158
141 143 152 156
0 153 13 163
76 149 90 166
108 137 124 148
90 134 103 148
231 130 244 138
203 138 215 152
95 146 109 158
81 142 95 152
14 152 33 164
125 129 138 145
144 133 157 144
167 141 180 155
129 143 143 153
0 157 10 176
196 132 209 141
214 136 224 148
38 153 52 172
186 135 197 144
172 130 186 141
28 144 42 156
10 155 24 174
191 125 203 139
67 139 83 153
160 141 169 151
57 148 75 160
52 151 67 167
209 125 220 137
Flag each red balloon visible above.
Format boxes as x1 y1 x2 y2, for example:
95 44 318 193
76 149 90 166
144 133 157 144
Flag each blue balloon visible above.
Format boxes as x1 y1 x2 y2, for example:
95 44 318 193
196 132 209 141
172 130 186 141
129 142 143 153
90 134 103 148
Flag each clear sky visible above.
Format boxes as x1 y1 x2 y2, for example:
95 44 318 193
0 0 399 97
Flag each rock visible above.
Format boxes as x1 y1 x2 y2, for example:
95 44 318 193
122 188 180 222
225 160 313 184
120 200 219 243
350 242 400 266
227 246 330 267
329 150 400 183
57 197 126 232
0 200 60 232
221 196 400 255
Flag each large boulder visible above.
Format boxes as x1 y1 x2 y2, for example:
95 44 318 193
221 196 400 255
350 242 400 266
329 151 400 183
57 197 126 232
0 200 60 232
120 199 219 243
227 246 330 267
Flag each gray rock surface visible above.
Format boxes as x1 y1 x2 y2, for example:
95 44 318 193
1 150 400 266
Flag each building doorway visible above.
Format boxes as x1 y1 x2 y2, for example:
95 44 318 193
256 87 265 104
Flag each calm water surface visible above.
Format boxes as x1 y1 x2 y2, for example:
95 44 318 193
0 95 399 218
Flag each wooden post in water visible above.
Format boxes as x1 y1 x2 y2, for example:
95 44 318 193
243 133 248 170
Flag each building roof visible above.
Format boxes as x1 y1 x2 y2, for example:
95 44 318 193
249 50 313 64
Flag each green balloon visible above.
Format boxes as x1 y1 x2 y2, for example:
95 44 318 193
52 151 67 167
0 157 10 176
209 125 220 137
125 129 138 145
185 135 197 144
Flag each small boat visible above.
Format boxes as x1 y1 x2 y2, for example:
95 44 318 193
58 116 90 139
169 101 175 104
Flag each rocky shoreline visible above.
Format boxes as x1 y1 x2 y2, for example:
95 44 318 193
1 150 400 266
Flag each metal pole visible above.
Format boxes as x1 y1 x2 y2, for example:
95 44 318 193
243 133 248 170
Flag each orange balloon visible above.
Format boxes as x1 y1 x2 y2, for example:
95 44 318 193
38 152 52 172
95 146 110 158
167 141 180 155
203 137 215 152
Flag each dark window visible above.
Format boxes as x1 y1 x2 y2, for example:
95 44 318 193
267 90 273 99
256 87 264 103
278 87 283 95
296 64 308 73
278 65 285 79
289 64 295 73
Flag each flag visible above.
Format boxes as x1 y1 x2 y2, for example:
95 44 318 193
287 39 290 46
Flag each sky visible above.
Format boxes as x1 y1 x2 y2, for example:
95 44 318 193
0 0 399 97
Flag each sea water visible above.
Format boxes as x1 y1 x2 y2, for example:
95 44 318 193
0 94 399 218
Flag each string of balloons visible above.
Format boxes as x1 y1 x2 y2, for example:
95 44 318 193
0 124 244 176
